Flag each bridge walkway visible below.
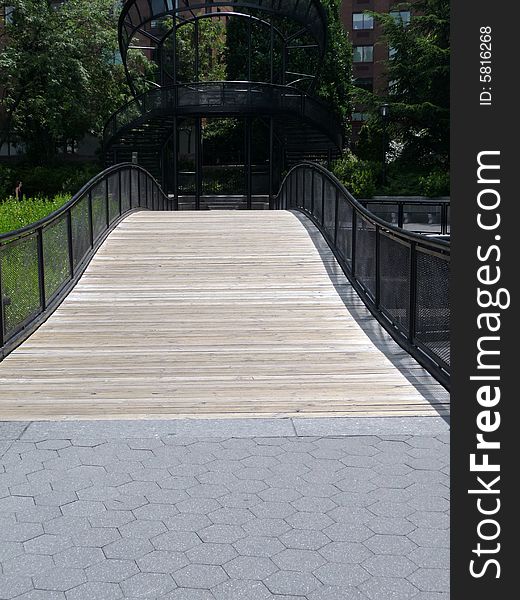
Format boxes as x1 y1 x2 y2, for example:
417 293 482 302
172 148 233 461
0 211 449 420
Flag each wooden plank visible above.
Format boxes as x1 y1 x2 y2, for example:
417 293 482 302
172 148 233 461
0 210 449 420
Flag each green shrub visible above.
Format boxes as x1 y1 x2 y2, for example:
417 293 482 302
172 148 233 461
331 152 377 198
0 194 71 235
418 171 450 197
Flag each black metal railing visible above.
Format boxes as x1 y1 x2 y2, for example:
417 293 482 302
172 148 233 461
276 162 450 389
103 82 343 150
361 198 450 236
0 164 170 359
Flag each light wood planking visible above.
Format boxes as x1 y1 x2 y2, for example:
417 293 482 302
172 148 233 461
0 210 449 420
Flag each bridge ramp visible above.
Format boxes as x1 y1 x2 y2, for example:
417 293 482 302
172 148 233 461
0 211 449 420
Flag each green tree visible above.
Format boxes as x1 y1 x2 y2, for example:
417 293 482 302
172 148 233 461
0 0 150 163
355 0 449 169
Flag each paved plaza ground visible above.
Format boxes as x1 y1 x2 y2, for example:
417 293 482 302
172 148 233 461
0 417 449 600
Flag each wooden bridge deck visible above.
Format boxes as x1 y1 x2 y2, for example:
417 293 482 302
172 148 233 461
0 211 449 420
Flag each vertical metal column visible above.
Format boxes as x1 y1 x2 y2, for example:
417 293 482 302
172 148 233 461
195 117 202 210
246 117 252 210
36 228 46 312
173 116 179 210
268 117 274 209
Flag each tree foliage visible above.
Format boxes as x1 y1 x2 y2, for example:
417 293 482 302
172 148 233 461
355 0 449 168
0 0 150 163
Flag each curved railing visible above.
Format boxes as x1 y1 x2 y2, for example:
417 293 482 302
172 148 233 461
103 82 343 150
0 164 170 359
276 163 450 389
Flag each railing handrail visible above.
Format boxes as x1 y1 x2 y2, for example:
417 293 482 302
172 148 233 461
278 162 450 253
0 163 167 244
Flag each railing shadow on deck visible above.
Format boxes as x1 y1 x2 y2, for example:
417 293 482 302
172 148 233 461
275 162 451 390
0 164 171 359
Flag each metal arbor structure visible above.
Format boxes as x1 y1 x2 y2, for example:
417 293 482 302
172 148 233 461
104 0 343 209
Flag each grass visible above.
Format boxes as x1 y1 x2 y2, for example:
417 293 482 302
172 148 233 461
0 194 71 235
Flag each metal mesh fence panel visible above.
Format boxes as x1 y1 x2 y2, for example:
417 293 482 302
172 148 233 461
355 215 376 298
304 169 312 213
91 181 107 242
71 197 90 269
365 202 399 226
323 180 336 241
140 172 147 207
313 171 323 224
403 204 442 233
415 249 450 367
379 233 411 333
131 169 139 208
121 169 131 213
1 235 41 337
43 215 70 302
336 197 353 266
147 179 153 210
108 174 120 223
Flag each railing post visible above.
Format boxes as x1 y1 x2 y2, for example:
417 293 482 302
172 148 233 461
409 242 418 342
87 192 94 249
375 226 380 308
311 169 315 216
351 210 357 276
137 170 141 207
36 227 46 311
67 210 74 278
398 202 404 229
321 173 325 227
118 170 122 216
334 188 339 245
105 178 110 227
0 247 5 348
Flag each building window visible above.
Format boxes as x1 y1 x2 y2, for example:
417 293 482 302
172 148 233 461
4 5 14 23
352 112 369 122
390 10 411 25
352 13 374 30
353 45 373 63
354 77 373 91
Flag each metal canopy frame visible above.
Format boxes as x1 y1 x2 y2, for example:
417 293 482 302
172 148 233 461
105 0 342 207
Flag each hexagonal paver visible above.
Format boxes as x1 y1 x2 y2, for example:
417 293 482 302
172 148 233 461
119 519 166 539
308 585 370 600
24 534 73 555
323 523 373 542
85 558 140 583
407 528 449 548
207 508 253 525
407 568 449 593
212 579 272 600
33 567 86 592
320 541 373 564
199 524 245 544
72 527 120 548
120 572 176 598
161 589 216 600
224 556 277 580
2 553 54 577
364 534 416 555
152 531 201 552
273 548 326 572
186 543 238 565
243 518 290 537
136 550 188 573
314 563 370 587
408 512 449 530
66 581 123 600
233 536 285 558
0 521 43 542
54 546 105 569
173 564 228 589
285 512 333 531
265 570 320 596
367 517 416 536
280 529 330 550
104 537 153 559
0 575 33 599
363 555 417 578
408 547 449 569
361 576 419 600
